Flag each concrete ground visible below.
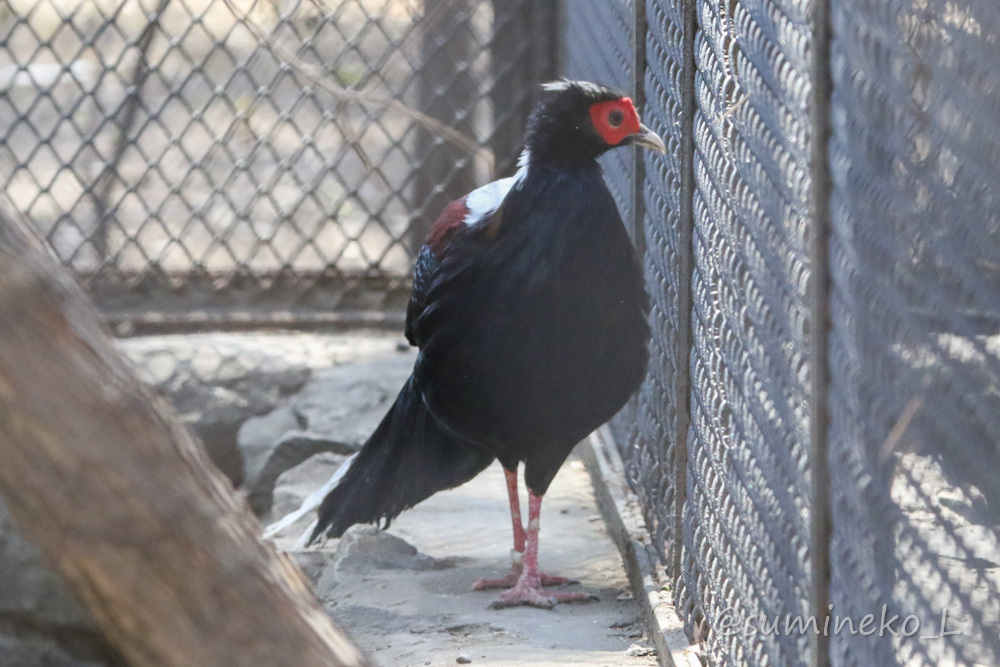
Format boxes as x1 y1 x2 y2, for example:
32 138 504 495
266 403 659 666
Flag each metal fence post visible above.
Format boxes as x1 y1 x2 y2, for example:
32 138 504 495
673 0 698 585
808 0 833 664
91 0 171 261
411 0 479 255
487 0 560 177
631 1 648 256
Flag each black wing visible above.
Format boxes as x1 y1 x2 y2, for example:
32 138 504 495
405 242 441 345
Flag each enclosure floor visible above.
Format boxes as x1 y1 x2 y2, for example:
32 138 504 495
275 457 656 667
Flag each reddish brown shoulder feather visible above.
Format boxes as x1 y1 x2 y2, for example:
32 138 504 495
427 197 468 257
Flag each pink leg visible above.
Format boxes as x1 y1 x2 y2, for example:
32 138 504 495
506 467 527 552
489 492 597 609
474 469 578 591
474 468 526 590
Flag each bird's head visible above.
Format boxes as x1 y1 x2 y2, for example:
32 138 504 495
523 79 666 168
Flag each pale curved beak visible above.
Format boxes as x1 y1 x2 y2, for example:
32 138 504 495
623 123 667 153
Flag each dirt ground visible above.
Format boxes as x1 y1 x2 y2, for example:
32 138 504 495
270 444 660 667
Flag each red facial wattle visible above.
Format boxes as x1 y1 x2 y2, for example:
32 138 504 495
588 97 641 146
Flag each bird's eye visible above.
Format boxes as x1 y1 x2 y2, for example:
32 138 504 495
608 109 624 128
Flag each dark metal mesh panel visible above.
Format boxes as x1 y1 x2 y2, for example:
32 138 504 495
681 0 815 663
0 0 556 324
827 0 1000 664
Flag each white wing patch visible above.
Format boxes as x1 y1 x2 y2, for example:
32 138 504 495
464 176 516 225
462 152 530 226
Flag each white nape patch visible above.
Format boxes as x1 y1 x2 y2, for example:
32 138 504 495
462 152 530 226
541 78 573 92
262 451 358 542
541 79 608 96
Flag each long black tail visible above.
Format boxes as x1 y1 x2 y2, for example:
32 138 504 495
309 376 494 544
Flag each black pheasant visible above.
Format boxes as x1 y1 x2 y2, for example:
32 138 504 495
302 80 663 608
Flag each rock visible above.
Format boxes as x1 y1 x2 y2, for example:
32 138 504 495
291 550 331 586
272 452 351 522
625 644 657 657
0 503 92 630
244 430 356 515
263 451 356 548
0 503 118 666
168 365 311 487
285 354 414 450
334 527 449 572
0 634 107 667
238 404 303 496
120 337 313 487
315 527 451 594
239 353 414 516
172 385 251 485
456 654 472 664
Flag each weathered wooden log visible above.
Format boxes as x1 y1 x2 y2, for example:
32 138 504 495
0 212 369 667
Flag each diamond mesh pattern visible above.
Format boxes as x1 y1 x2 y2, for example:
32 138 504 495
827 0 1000 664
682 0 815 663
0 0 556 322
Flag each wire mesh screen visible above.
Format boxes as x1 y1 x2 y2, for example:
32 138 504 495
0 0 557 324
566 0 1000 664
682 0 814 662
827 0 1000 664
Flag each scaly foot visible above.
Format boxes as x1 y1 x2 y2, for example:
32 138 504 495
488 581 597 609
473 568 578 591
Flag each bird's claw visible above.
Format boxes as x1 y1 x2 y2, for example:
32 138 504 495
474 572 521 591
489 585 597 610
489 585 556 610
540 573 580 587
474 568 580 591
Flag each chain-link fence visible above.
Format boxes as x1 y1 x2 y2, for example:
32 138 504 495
0 0 557 328
567 0 1000 665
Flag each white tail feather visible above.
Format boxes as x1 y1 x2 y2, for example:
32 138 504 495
293 519 319 550
263 452 358 541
